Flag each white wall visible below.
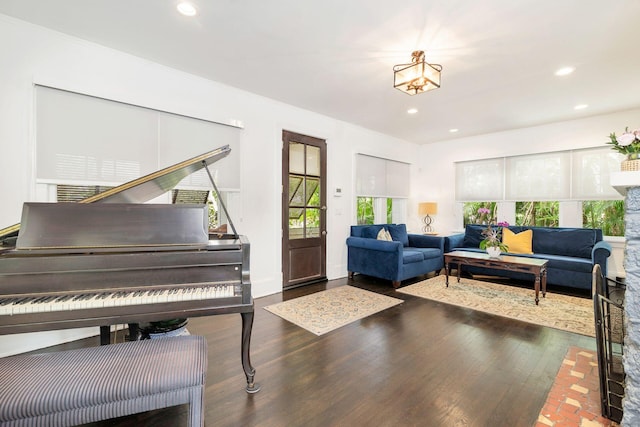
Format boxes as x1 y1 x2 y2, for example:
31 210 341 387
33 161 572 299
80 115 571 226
414 108 640 278
0 15 418 356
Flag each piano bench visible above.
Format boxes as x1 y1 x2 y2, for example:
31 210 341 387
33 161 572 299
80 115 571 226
0 335 208 427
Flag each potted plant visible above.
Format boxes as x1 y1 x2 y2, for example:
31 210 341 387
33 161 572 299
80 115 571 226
479 222 509 257
607 127 640 170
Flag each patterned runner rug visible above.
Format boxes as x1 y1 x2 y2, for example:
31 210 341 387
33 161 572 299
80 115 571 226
264 285 403 336
397 275 594 337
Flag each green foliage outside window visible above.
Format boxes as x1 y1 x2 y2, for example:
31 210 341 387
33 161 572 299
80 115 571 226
463 202 497 226
356 197 393 225
464 199 624 236
357 197 374 225
515 201 559 227
583 200 624 236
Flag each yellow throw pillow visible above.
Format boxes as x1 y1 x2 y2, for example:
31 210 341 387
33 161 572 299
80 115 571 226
502 228 533 254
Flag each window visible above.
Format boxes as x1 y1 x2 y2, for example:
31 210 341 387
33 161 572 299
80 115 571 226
456 158 504 201
355 154 409 225
356 197 374 225
455 147 624 235
506 152 570 201
57 185 114 202
463 202 498 226
36 85 241 191
357 197 397 225
57 185 224 231
583 200 624 236
515 201 559 227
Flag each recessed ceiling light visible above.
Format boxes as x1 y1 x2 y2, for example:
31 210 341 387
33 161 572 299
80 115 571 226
574 104 588 110
449 128 459 133
177 2 197 16
407 108 418 114
555 66 575 76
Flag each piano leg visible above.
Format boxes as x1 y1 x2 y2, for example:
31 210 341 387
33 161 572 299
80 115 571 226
241 310 260 393
126 323 142 341
100 326 110 345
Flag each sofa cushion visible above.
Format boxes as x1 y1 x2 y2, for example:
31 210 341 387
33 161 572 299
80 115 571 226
407 247 441 260
533 228 595 258
362 225 384 239
387 224 409 247
462 224 486 248
502 228 533 254
527 253 594 273
403 250 424 264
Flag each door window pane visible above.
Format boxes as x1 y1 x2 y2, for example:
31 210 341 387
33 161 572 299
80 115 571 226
307 178 320 207
289 208 304 239
289 142 305 174
306 145 320 176
289 175 304 205
306 208 320 237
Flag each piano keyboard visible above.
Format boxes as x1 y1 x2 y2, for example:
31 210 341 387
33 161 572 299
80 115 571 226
0 284 237 316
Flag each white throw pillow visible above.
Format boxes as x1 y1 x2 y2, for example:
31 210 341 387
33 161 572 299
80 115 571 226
377 228 392 241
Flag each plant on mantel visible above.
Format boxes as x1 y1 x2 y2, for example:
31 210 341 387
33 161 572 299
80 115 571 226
607 127 640 159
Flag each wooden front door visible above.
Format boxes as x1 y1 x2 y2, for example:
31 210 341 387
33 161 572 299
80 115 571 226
282 130 327 289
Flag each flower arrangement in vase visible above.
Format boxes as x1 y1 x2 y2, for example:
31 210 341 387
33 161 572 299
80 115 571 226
607 127 640 170
479 222 509 257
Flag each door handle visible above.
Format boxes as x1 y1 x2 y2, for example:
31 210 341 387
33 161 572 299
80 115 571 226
322 231 327 235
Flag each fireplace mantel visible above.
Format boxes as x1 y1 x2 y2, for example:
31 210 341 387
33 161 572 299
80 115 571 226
610 172 640 425
610 171 640 196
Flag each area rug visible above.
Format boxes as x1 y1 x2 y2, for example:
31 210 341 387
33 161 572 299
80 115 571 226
264 285 403 336
397 275 595 337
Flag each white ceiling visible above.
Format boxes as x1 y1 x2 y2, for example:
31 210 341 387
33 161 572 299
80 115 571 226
1 0 639 145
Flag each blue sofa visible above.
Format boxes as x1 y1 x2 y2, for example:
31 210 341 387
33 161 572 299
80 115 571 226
444 224 612 291
346 224 444 288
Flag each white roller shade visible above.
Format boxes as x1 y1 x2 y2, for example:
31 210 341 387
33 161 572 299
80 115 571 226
35 85 241 191
158 112 240 191
455 158 504 201
36 86 156 183
386 158 410 198
356 154 409 198
505 151 570 201
571 147 623 200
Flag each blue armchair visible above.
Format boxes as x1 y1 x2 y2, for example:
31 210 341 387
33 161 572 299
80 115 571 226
346 224 444 288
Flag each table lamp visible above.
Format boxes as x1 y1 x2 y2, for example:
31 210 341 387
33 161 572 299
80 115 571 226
418 202 437 232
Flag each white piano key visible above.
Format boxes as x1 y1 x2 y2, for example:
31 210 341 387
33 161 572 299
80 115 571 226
1 284 238 315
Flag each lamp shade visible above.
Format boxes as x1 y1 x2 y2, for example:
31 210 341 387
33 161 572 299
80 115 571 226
418 202 437 215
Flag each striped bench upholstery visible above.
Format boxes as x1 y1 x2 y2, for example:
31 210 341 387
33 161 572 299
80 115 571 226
0 335 208 427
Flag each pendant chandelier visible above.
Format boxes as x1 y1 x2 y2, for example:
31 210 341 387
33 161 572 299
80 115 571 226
393 50 442 95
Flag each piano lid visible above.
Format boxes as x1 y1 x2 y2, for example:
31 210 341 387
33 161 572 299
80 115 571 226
0 145 230 242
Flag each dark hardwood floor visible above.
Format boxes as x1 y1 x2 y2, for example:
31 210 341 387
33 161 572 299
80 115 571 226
41 274 594 427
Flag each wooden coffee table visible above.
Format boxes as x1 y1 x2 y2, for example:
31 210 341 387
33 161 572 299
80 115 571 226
444 250 549 305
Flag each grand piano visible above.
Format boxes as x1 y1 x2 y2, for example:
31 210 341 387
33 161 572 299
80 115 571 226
0 145 259 393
